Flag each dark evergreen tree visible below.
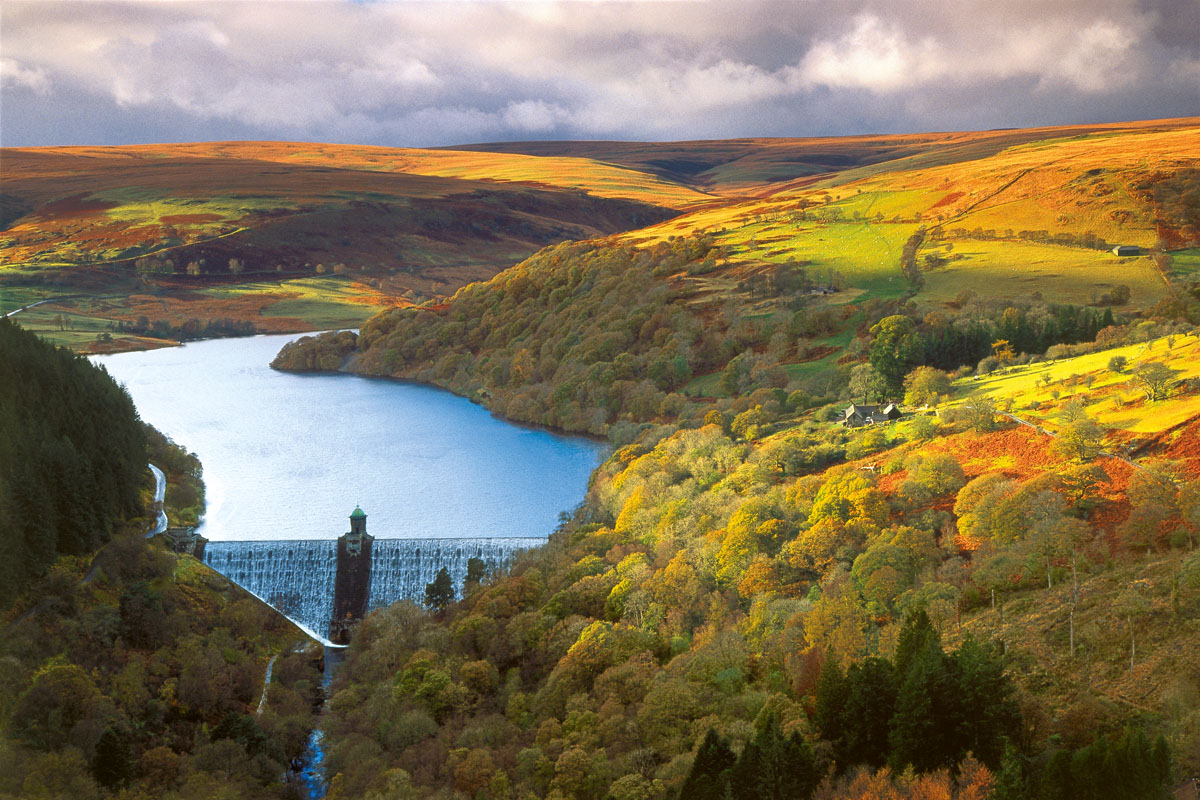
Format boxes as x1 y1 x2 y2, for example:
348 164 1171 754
465 556 487 590
729 713 818 800
893 608 939 679
991 741 1029 800
680 728 735 800
1038 748 1074 800
92 727 132 789
841 657 897 769
869 315 921 396
888 640 961 773
952 636 1021 768
424 567 455 611
814 649 848 748
0 319 147 607
1026 726 1170 800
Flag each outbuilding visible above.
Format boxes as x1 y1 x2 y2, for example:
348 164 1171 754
1111 245 1143 257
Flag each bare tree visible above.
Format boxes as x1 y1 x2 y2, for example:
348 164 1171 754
1131 361 1181 401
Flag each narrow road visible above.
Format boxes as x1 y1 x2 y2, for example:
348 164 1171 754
3 298 56 318
148 464 168 536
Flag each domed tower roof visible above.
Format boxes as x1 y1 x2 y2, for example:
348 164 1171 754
350 505 366 519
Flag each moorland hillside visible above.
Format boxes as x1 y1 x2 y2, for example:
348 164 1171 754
5 117 1196 353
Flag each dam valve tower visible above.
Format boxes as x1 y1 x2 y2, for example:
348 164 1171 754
330 505 374 644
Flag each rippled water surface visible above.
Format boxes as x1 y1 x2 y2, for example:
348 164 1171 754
95 334 607 541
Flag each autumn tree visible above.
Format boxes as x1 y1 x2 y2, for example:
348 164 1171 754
963 396 1000 432
1058 463 1110 515
848 363 887 404
903 366 951 406
869 315 921 396
1120 464 1179 553
1178 478 1200 548
954 473 1022 544
905 452 966 497
991 339 1016 364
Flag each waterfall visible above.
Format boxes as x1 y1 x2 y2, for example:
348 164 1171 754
205 541 338 637
204 538 541 637
367 538 540 612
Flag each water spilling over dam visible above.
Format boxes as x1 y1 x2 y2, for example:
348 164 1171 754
203 536 539 639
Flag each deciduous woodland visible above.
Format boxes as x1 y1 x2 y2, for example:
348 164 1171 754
280 224 1200 798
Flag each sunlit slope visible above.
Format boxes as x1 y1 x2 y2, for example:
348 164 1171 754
307 145 713 208
137 141 713 207
447 117 1198 194
957 333 1200 438
622 123 1200 309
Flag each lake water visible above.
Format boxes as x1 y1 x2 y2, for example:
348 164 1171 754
94 334 607 542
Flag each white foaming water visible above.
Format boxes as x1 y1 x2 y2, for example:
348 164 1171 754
203 537 537 636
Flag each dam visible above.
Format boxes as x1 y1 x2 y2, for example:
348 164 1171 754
202 508 539 642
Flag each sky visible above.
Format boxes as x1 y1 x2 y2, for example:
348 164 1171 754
1 0 1198 148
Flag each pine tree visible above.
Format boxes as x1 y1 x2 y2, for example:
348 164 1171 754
814 649 848 754
92 727 132 789
990 741 1029 800
729 713 818 800
841 656 897 768
681 728 735 800
952 636 1020 768
888 640 960 773
0 319 146 607
424 567 455 611
1038 748 1073 799
893 608 939 679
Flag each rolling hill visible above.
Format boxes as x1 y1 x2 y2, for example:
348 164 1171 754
621 122 1200 311
2 118 1197 355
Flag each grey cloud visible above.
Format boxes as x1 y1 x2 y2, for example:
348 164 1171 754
0 0 1196 148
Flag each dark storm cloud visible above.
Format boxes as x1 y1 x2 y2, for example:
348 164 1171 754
1 0 1197 147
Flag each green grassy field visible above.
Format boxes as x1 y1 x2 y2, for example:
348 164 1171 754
1170 248 1200 278
0 287 54 315
6 276 391 351
11 304 134 349
621 123 1196 313
919 239 1168 308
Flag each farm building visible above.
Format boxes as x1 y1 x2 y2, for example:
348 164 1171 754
1111 245 1143 257
841 403 902 428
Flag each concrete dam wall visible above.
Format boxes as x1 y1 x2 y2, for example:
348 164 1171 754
203 537 540 640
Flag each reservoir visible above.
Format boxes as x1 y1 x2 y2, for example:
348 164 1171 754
94 333 608 543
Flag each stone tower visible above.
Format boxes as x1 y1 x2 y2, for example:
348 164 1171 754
330 506 374 644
